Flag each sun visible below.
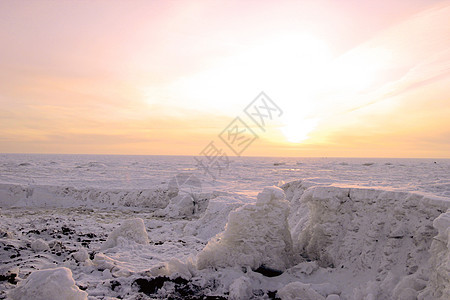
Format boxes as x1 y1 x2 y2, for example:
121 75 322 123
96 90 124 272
281 118 318 143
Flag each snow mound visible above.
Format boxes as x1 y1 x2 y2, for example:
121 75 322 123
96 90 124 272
417 209 450 299
92 253 131 277
72 248 89 262
296 187 448 270
31 238 50 252
277 281 325 300
0 183 176 209
102 218 149 249
8 267 87 300
197 186 294 272
153 192 215 218
183 195 244 241
256 186 286 204
288 185 450 298
281 180 317 245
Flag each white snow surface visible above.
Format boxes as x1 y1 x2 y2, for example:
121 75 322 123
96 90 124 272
183 195 246 240
285 182 449 299
102 218 149 250
0 154 449 299
197 186 294 271
8 267 87 300
277 281 326 300
1 154 449 200
228 276 253 300
0 183 175 209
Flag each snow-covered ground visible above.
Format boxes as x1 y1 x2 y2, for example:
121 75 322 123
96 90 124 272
0 154 449 299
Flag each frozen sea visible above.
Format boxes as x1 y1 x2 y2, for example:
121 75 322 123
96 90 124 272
1 153 449 299
0 153 449 198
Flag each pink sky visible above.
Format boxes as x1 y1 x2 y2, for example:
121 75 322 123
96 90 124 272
0 0 449 157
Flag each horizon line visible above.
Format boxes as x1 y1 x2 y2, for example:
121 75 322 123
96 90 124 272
2 152 449 160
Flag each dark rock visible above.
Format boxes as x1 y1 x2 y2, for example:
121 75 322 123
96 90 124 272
133 276 226 300
111 280 121 291
134 277 171 295
0 269 18 285
254 265 283 277
26 230 40 235
267 290 281 300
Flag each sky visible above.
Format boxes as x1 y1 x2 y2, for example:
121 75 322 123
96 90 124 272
0 0 449 158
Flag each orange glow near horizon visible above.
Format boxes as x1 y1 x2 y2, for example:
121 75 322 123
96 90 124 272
0 0 449 158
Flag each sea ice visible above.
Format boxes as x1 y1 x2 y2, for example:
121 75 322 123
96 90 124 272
197 186 294 272
8 267 87 300
102 218 149 250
